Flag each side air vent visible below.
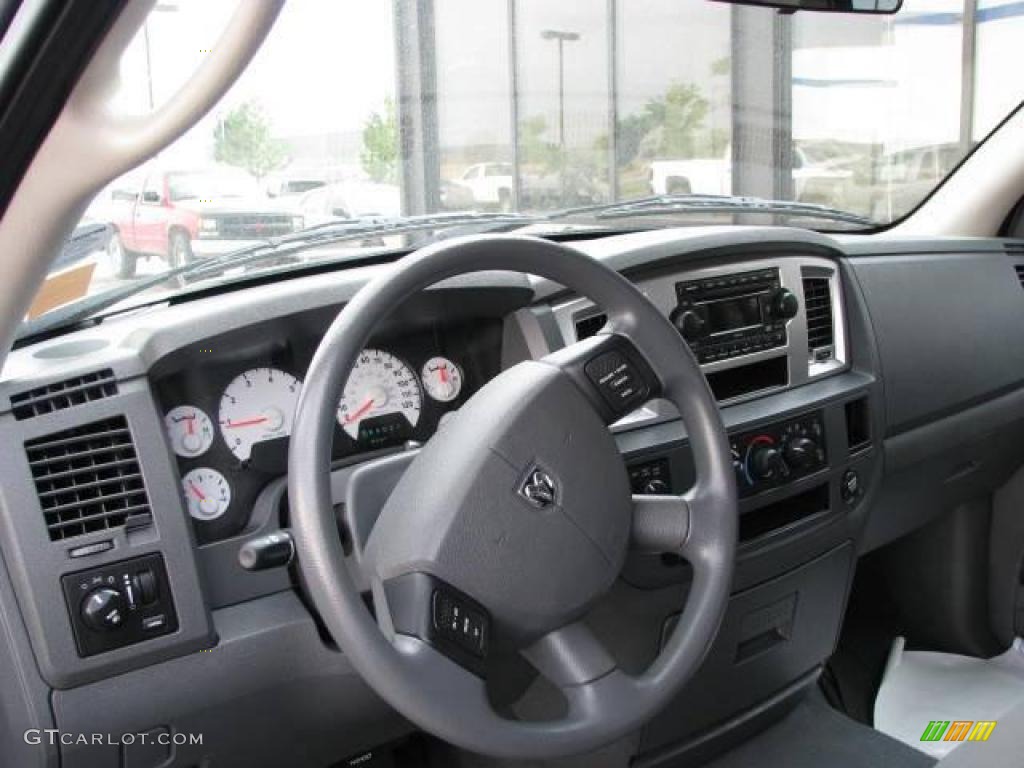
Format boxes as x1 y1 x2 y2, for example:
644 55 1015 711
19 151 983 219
25 416 151 541
11 369 117 421
1015 264 1024 290
802 276 834 360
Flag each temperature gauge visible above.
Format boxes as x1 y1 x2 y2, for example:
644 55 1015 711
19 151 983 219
181 467 231 521
164 405 214 458
421 357 462 402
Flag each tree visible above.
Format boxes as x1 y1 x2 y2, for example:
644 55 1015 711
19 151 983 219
518 115 563 172
361 98 399 183
641 82 710 159
599 82 714 171
213 101 286 179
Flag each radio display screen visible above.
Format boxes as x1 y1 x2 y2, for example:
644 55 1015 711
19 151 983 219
704 295 763 334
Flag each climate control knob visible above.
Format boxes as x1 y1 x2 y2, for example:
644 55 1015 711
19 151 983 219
770 288 799 321
81 587 126 632
643 478 669 495
783 436 818 470
670 307 705 340
750 445 784 481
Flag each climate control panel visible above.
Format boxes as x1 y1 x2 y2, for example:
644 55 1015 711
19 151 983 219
61 553 178 657
731 412 827 497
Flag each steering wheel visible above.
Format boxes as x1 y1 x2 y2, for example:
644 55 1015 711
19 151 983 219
289 235 737 760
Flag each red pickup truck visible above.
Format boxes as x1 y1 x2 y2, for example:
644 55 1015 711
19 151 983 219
106 166 303 278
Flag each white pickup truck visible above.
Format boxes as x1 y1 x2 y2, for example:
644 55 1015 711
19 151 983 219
649 146 853 207
459 162 514 210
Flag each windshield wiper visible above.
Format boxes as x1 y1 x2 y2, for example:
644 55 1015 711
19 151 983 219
172 212 540 282
549 193 875 228
17 212 541 342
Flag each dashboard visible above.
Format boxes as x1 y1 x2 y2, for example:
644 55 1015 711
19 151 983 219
150 313 501 542
2 226 1024 768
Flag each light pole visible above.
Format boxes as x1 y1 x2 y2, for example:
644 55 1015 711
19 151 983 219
540 29 580 149
540 29 580 204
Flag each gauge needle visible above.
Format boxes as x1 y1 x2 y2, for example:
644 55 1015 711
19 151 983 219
438 367 448 384
188 482 206 501
224 417 269 429
344 398 375 424
185 415 195 435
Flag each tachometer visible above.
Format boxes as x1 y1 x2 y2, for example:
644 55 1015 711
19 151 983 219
219 367 302 461
164 405 214 458
337 349 421 440
181 467 231 521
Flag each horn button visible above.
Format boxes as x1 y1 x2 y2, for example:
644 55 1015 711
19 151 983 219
365 361 632 647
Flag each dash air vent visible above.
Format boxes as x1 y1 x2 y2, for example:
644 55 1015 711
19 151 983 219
25 416 151 541
802 276 834 360
11 369 116 421
1015 264 1024 290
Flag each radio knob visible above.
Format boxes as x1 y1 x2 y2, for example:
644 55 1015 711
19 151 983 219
670 308 705 340
770 289 799 321
81 587 127 632
750 445 784 481
783 436 818 470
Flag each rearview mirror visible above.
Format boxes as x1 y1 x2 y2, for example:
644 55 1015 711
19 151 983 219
715 0 901 13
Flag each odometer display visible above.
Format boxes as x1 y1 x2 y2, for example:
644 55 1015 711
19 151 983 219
337 349 422 441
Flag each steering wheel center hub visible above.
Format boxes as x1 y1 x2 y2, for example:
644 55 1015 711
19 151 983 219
365 360 631 645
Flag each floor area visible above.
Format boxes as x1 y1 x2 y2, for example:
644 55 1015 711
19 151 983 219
874 636 1024 760
701 695 935 768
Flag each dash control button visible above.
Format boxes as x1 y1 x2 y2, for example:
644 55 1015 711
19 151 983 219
841 470 861 504
69 540 114 559
584 350 649 412
432 589 487 657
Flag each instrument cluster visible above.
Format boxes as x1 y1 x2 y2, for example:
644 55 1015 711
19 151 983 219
153 321 498 543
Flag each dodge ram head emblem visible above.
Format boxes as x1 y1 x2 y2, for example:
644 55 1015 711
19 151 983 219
519 467 557 508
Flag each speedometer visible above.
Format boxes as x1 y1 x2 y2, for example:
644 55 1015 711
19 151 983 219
219 367 302 461
337 349 421 440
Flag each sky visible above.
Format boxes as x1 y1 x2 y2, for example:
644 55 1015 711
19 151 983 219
114 1 396 164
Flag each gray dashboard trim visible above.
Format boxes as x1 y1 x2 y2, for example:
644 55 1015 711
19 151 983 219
0 378 214 689
530 226 843 301
836 235 1009 257
0 541 57 768
0 269 533 411
612 369 875 456
547 255 848 421
850 250 1024 435
51 591 409 768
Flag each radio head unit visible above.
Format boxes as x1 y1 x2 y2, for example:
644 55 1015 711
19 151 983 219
670 268 798 363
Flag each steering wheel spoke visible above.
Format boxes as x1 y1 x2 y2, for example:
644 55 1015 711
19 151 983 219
540 332 661 426
521 621 617 689
631 493 691 554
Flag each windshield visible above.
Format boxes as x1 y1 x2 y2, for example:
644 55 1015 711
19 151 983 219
167 169 261 201
26 0 1024 329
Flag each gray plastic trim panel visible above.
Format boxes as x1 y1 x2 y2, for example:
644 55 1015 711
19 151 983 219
0 377 213 688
